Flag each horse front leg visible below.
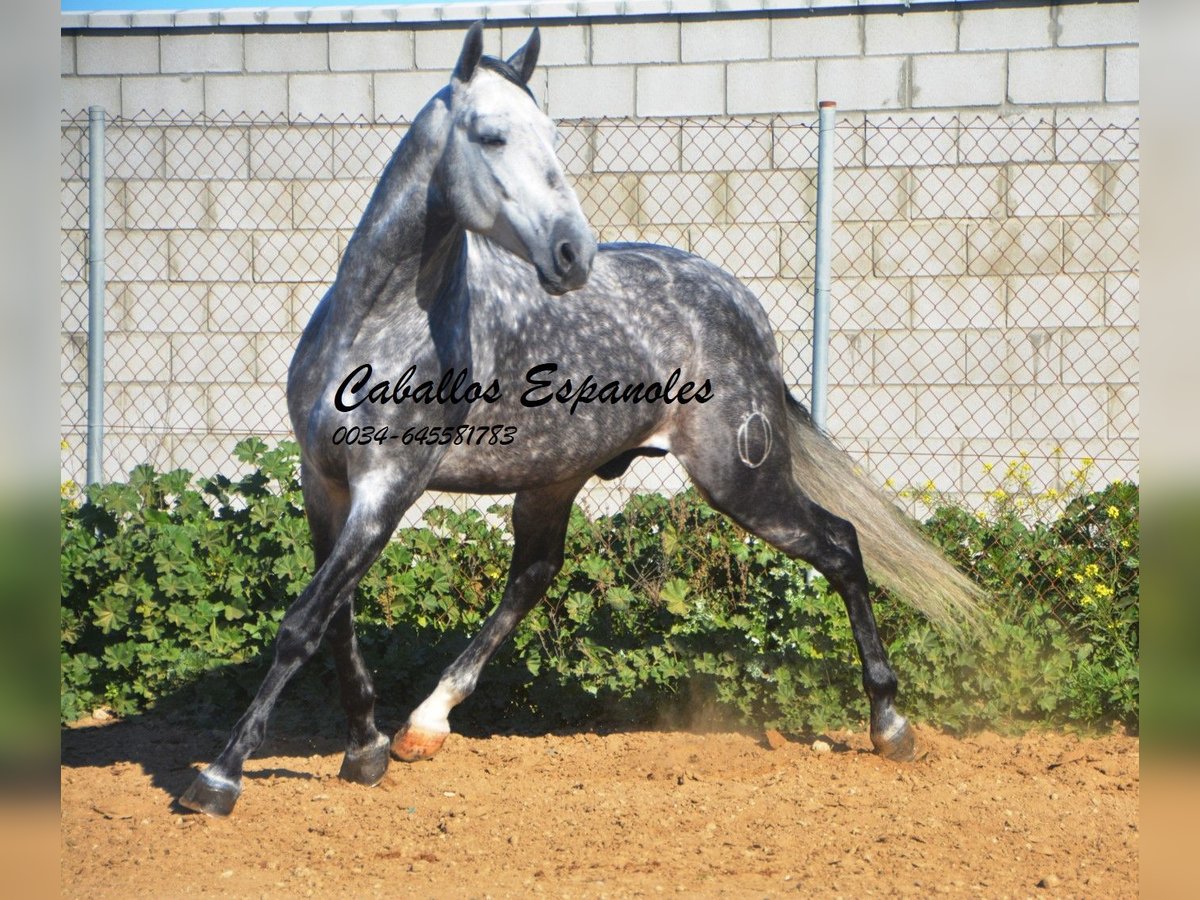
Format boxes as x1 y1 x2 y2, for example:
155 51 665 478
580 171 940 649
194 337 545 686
392 479 584 762
178 482 421 817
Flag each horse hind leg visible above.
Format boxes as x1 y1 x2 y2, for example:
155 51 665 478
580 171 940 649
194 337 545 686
392 478 584 762
676 413 915 762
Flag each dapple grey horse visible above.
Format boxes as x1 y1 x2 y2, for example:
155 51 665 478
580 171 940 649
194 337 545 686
181 23 981 817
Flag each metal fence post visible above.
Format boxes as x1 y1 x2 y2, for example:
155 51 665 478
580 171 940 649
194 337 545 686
86 105 106 485
811 100 837 433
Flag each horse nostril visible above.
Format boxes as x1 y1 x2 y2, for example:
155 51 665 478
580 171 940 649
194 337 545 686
555 240 577 275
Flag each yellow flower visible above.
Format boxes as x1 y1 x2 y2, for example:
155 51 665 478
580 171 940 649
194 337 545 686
1106 505 1120 519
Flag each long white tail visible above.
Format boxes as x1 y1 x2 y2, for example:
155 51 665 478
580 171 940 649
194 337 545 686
786 396 986 631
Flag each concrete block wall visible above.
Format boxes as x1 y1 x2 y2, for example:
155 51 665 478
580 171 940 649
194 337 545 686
60 0 1139 515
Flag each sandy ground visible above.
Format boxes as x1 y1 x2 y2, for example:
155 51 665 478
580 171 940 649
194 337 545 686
60 712 1137 898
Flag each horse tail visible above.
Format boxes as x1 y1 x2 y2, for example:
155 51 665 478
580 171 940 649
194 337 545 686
784 394 986 631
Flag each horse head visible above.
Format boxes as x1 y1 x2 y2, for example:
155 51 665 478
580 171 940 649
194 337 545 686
437 22 597 295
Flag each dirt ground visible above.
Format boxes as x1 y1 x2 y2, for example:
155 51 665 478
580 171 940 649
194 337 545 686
61 711 1137 898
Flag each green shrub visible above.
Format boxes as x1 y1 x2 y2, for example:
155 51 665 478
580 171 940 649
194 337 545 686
60 440 1138 735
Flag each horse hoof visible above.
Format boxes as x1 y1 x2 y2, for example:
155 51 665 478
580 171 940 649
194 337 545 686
872 715 917 762
391 724 447 762
339 733 391 786
179 770 241 817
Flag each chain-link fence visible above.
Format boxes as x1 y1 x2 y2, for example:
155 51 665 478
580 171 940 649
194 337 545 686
61 110 1138 521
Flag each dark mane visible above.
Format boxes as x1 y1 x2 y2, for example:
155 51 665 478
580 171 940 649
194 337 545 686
478 55 535 99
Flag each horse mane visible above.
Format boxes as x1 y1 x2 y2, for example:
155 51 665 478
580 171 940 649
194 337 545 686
478 56 534 100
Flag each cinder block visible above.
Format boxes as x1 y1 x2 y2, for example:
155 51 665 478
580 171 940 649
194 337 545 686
958 114 1055 165
1060 327 1138 385
255 334 298 382
250 126 335 179
330 28 414 71
682 120 772 173
637 64 724 117
120 282 206 332
690 224 781 279
1012 385 1107 440
727 170 814 224
574 173 639 229
161 33 242 74
1008 48 1104 105
593 121 680 173
637 172 726 226
124 181 207 230
1006 273 1105 328
290 73 373 121
164 127 251 180
771 15 860 59
916 386 1010 440
967 219 1063 276
207 383 289 432
415 26 501 70
1104 271 1138 326
245 32 328 73
876 221 968 278
865 113 958 167
728 60 815 115
1008 163 1103 218
959 5 1054 51
1108 384 1139 438
168 230 254 282
106 332 171 382
122 76 204 117
107 229 170 282
910 165 1004 219
374 71 452 122
205 74 289 120
332 123 408 178
171 333 257 383
1057 2 1139 47
682 19 768 62
61 78 121 120
875 330 966 385
1106 47 1138 103
557 123 593 176
1063 215 1138 273
77 34 159 76
547 66 635 120
1054 106 1139 162
965 327 1061 385
912 53 1006 109
864 11 956 56
911 276 1005 329
592 22 678 65
292 179 374 230
830 277 911 331
501 24 588 67
826 385 918 440
834 167 905 222
817 57 905 111
207 180 292 230
208 283 294 332
253 231 342 283
61 36 75 76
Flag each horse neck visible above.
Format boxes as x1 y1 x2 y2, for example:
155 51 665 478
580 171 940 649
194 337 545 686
324 99 466 342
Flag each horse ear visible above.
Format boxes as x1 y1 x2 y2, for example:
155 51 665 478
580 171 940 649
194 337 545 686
454 21 485 84
506 27 541 85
